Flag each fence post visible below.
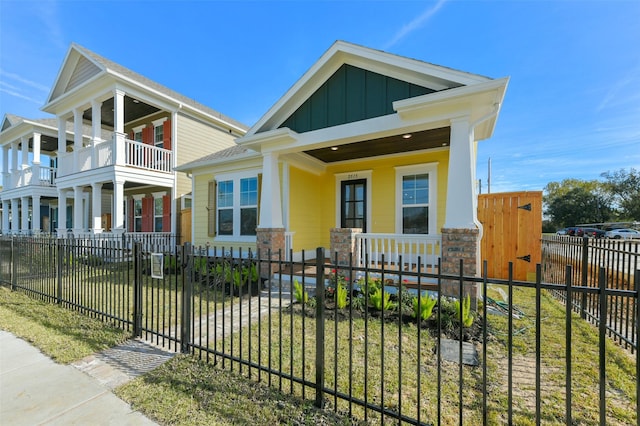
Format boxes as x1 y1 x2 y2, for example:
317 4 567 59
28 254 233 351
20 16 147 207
181 243 192 354
10 237 16 291
133 241 143 338
56 239 63 304
315 247 325 408
580 236 589 319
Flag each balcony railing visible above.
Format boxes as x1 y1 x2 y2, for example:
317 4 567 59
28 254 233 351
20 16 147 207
3 165 57 190
57 134 173 177
355 233 441 274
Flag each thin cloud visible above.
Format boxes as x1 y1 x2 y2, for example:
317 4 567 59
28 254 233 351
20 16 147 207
0 68 49 93
383 0 448 50
0 87 43 104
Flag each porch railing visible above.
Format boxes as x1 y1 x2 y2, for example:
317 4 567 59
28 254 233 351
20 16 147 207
355 233 441 273
56 135 172 177
4 165 57 189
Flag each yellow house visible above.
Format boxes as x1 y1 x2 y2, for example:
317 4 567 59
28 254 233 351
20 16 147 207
178 41 508 280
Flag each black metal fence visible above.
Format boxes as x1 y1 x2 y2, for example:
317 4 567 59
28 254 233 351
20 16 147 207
1 235 638 425
542 235 638 351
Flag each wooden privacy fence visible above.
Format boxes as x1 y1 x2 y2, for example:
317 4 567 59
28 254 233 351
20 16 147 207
478 191 542 281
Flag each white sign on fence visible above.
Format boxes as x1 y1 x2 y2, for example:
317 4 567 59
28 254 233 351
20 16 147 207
151 253 164 279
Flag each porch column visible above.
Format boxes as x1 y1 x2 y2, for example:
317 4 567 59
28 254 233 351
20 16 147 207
112 179 125 233
57 116 67 153
73 186 84 235
2 145 9 189
1 200 10 234
20 137 29 169
11 141 18 187
73 108 83 171
57 189 68 237
91 100 102 168
91 182 103 234
113 90 126 166
32 195 41 233
257 152 285 278
21 196 29 234
11 198 19 234
32 133 41 186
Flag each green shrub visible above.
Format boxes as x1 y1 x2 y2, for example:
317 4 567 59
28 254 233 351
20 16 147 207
412 294 436 321
336 284 348 309
454 295 474 328
293 279 308 304
369 287 395 311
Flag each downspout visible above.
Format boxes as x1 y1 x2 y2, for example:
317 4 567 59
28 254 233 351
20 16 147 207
469 103 500 243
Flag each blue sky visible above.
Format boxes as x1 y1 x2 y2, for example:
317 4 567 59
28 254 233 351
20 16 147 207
1 0 638 193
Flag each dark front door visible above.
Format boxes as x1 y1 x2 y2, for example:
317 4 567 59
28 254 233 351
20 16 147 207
341 179 366 232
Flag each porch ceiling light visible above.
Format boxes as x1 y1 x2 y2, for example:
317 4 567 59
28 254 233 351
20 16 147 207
331 146 339 151
402 133 412 139
133 99 140 103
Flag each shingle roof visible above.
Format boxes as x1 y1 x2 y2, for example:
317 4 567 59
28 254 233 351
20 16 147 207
175 144 259 171
72 43 249 132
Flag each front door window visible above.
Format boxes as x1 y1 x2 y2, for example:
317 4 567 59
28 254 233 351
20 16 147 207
341 179 366 231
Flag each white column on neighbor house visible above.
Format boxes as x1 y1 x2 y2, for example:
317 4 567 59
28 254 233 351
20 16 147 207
32 132 41 185
91 100 102 168
1 200 10 233
91 182 103 233
1 145 9 189
11 141 19 187
112 179 125 232
20 136 29 169
72 186 84 235
113 89 126 166
57 189 68 236
32 195 41 233
444 116 477 229
57 116 67 153
73 108 83 172
258 151 284 228
21 196 29 234
11 198 19 234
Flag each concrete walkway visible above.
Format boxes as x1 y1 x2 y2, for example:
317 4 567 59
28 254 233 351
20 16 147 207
0 330 162 425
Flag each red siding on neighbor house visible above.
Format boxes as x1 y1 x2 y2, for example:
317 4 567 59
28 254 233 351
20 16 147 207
163 119 172 151
162 194 171 232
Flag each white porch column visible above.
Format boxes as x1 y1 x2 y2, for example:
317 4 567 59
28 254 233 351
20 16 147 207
73 186 84 235
32 132 41 185
11 198 19 234
32 195 41 233
57 189 68 237
20 137 29 169
91 100 102 168
11 141 18 187
1 200 10 234
21 196 29 233
258 152 283 228
1 145 9 189
113 90 126 166
444 117 477 229
73 108 83 170
91 182 103 233
57 116 67 153
112 179 125 232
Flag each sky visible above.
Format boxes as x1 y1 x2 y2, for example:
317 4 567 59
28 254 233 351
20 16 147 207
0 0 638 193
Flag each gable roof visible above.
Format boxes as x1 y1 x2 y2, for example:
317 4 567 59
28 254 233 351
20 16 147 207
245 40 494 137
43 43 248 133
175 144 260 172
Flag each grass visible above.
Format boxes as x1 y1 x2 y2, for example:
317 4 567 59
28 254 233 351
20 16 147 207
1 277 637 425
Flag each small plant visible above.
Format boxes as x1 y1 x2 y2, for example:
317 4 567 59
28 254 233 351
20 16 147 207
369 286 395 311
412 294 437 321
454 294 474 328
293 279 308 304
335 283 348 309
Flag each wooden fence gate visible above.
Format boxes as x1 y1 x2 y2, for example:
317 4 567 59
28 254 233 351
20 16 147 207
478 191 542 281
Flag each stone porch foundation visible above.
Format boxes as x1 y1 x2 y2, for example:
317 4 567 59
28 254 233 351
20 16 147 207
440 227 480 308
329 227 361 266
256 228 285 279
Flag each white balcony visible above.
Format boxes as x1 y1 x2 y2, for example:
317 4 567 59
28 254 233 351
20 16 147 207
57 134 173 178
4 165 57 190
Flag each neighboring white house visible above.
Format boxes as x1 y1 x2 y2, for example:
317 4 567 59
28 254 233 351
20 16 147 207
1 43 247 241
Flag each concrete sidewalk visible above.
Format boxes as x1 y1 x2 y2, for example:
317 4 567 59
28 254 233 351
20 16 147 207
0 330 158 425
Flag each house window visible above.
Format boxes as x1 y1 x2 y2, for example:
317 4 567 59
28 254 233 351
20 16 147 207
216 173 259 238
154 125 164 149
134 130 143 142
133 199 143 232
154 197 163 232
395 163 437 235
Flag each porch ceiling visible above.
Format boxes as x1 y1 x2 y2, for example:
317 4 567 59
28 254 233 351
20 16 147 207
82 96 160 129
303 126 450 163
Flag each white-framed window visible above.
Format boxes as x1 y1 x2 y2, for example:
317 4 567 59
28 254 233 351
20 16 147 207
132 124 145 142
395 163 438 235
133 197 143 232
152 118 167 149
215 171 259 240
153 192 166 232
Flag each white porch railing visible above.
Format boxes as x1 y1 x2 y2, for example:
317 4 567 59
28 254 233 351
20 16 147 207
69 231 176 254
56 135 173 177
284 231 295 261
4 165 57 189
355 233 441 274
